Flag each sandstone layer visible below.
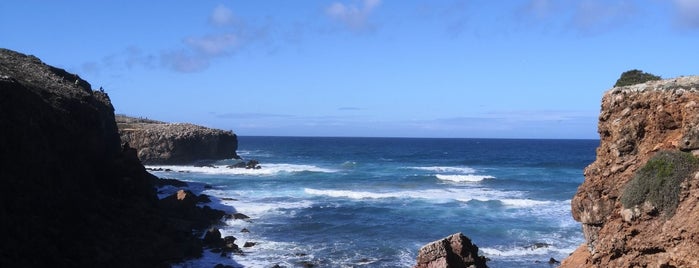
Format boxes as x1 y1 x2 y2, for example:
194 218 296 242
414 233 488 268
562 76 699 267
0 48 224 267
117 115 239 164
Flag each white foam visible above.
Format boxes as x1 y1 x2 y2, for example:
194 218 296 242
481 244 580 258
409 166 476 174
436 174 494 182
228 200 314 219
304 188 399 199
500 199 553 207
304 188 517 203
146 163 336 176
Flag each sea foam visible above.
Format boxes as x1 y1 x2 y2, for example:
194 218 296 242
408 166 476 174
147 163 336 176
435 174 494 182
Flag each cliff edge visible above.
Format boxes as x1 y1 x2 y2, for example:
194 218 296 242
117 115 239 164
0 48 221 267
562 76 699 267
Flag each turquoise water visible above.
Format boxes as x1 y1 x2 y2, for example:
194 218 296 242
156 137 598 267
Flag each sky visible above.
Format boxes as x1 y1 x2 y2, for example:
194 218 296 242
2 0 698 139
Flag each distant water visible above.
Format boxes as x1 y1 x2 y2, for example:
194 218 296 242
155 137 598 268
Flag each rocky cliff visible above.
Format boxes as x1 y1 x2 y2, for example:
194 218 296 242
0 48 222 267
117 115 239 164
562 76 699 267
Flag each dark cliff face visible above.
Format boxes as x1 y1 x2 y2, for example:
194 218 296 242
0 48 203 266
117 115 239 164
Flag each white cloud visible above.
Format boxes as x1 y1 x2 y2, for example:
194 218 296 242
325 0 381 32
184 34 239 56
160 49 210 73
518 0 638 34
210 4 236 26
571 0 636 33
673 0 699 28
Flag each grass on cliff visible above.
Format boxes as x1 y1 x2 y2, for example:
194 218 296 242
621 150 699 218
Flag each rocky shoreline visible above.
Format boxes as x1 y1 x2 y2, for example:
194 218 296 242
0 48 242 267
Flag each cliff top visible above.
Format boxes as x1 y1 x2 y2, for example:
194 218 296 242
116 115 235 136
0 48 93 96
611 75 699 94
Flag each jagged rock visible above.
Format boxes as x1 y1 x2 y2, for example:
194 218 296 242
227 159 262 169
226 213 251 220
222 236 240 253
117 115 240 164
203 228 223 247
243 242 256 248
563 76 699 267
0 48 218 267
414 233 487 268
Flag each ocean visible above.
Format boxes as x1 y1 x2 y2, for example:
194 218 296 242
154 137 598 268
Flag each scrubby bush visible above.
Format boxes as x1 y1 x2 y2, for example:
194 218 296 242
614 69 661 87
621 151 698 217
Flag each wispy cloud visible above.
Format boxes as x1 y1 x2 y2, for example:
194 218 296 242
325 0 381 32
209 4 236 27
570 0 636 34
673 0 699 29
517 0 639 35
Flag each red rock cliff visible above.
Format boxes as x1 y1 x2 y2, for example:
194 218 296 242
562 76 699 267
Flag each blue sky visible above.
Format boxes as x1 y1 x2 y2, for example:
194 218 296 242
2 0 698 139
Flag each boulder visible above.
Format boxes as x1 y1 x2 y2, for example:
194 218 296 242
203 228 223 247
414 233 487 268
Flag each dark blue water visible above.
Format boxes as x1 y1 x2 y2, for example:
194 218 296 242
158 137 598 267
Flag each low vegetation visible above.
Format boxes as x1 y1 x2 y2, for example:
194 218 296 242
621 150 699 217
614 69 661 87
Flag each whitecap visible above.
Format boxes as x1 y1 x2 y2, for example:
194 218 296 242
146 163 336 176
481 243 580 258
435 174 494 182
408 166 476 174
499 199 553 207
304 188 517 203
304 188 399 199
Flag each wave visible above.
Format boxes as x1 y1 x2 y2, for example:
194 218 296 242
481 244 580 258
146 163 336 176
408 166 476 174
304 188 516 203
435 174 494 182
499 199 553 207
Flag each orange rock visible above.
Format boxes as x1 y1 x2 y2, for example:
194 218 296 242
562 76 699 267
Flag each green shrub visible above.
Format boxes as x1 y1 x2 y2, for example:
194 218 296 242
614 69 661 87
620 151 698 217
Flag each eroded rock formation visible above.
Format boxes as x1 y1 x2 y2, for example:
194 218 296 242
562 76 699 267
414 232 488 268
0 48 223 267
117 115 239 164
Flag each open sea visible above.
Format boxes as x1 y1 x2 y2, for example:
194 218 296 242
152 137 598 268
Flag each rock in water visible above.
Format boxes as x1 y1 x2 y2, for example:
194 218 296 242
414 233 487 268
116 115 239 164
